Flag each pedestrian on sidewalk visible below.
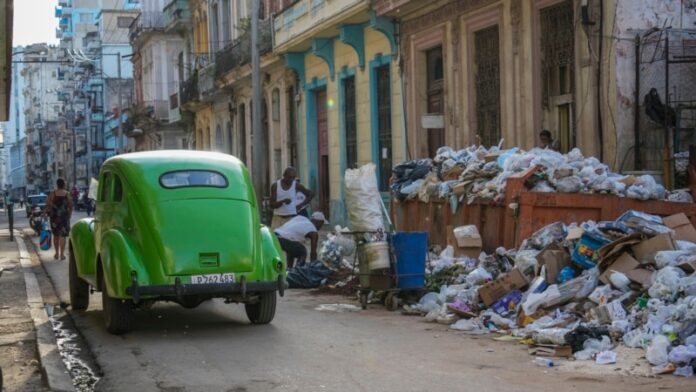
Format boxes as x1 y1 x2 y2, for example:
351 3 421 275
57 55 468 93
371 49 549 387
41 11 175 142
274 211 327 268
269 167 314 230
44 178 73 260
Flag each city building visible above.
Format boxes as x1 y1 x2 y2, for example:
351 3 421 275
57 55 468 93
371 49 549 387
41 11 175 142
0 0 12 122
272 0 404 222
128 0 187 151
1 47 28 199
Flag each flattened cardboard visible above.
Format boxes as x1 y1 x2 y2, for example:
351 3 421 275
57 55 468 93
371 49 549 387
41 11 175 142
598 234 643 266
536 244 571 284
566 227 584 241
599 253 640 285
452 183 467 196
625 268 655 287
478 268 529 306
631 233 677 264
663 213 696 243
528 345 573 358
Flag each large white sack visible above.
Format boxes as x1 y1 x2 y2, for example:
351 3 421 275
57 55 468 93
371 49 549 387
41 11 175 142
345 163 385 231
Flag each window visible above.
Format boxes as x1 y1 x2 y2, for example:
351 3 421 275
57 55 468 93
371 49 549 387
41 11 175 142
343 75 357 169
99 173 112 201
474 26 501 148
211 4 220 52
376 65 392 192
426 46 444 157
221 0 231 44
238 103 247 163
272 88 280 121
160 170 228 189
226 122 233 154
117 17 134 28
215 124 223 150
113 175 123 201
79 13 93 24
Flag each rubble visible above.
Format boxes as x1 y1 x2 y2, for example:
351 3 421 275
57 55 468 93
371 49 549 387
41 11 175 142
405 211 696 377
391 145 689 205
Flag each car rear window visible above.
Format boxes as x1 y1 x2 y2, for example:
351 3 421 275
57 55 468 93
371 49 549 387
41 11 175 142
159 170 228 189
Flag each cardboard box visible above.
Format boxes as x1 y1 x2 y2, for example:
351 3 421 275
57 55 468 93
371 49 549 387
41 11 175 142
536 244 571 284
598 234 643 265
478 268 529 306
592 301 627 324
663 213 696 243
631 233 677 264
599 253 640 285
447 225 482 259
625 268 655 287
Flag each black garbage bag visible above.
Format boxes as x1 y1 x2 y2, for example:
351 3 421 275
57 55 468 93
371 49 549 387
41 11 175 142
391 159 433 200
286 261 336 289
564 326 610 353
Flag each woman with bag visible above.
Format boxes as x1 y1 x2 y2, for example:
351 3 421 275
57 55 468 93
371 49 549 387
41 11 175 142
44 178 73 260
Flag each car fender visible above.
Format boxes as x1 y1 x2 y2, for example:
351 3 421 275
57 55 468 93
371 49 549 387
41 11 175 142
69 218 97 280
99 229 150 298
260 225 284 279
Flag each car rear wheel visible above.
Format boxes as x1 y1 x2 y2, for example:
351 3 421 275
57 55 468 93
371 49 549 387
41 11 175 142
69 248 90 311
101 272 135 334
245 292 277 324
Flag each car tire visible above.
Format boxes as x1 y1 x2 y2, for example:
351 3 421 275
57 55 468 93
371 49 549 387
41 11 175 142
101 272 135 335
69 249 90 311
245 291 277 324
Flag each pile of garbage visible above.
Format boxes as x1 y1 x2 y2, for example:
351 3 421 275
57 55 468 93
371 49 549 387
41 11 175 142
406 211 696 376
286 228 357 289
391 145 693 206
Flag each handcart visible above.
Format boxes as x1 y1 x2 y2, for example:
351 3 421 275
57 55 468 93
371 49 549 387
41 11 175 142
348 230 428 310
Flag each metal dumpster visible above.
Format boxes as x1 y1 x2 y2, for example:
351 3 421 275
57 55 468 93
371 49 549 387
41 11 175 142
392 165 696 251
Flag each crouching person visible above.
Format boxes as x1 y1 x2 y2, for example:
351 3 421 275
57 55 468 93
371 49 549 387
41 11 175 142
274 212 327 268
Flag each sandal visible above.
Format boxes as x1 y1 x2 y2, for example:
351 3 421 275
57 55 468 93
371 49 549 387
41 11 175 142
54 253 59 260
60 255 66 261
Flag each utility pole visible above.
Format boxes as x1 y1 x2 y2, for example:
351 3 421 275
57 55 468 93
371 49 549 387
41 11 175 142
116 51 123 154
251 0 264 204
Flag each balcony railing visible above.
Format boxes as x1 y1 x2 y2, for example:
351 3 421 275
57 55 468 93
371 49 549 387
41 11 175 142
215 19 272 79
164 0 191 32
198 64 216 97
179 70 199 106
129 12 166 43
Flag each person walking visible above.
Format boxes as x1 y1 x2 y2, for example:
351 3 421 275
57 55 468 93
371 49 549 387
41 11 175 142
274 212 328 268
269 167 314 230
44 178 73 260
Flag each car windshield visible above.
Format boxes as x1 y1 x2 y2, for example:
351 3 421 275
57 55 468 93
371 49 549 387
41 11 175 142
159 170 228 189
28 196 47 204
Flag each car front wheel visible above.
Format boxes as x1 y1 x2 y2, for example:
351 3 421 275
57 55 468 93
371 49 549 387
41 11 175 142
245 292 277 324
101 273 134 334
68 248 89 310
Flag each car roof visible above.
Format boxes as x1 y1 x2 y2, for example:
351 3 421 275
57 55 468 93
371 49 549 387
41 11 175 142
101 150 254 203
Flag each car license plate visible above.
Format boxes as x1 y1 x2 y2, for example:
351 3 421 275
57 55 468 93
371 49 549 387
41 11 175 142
189 273 235 284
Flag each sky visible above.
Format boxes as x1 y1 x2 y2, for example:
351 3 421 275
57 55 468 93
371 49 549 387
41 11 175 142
12 0 60 47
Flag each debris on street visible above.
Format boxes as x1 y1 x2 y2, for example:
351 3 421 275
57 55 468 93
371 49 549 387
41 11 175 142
404 211 696 377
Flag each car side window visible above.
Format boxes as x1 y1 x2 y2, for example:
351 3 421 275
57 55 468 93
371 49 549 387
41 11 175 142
113 175 123 202
99 173 112 202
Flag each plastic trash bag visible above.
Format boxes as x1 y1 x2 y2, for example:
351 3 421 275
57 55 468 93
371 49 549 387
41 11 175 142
655 250 696 269
646 335 670 365
622 327 654 349
465 267 492 286
531 181 555 193
414 292 441 313
527 222 567 250
609 271 631 292
533 327 571 345
574 336 613 360
649 267 686 299
668 345 696 365
677 240 696 251
674 365 694 377
345 164 385 231
450 318 488 334
589 285 615 305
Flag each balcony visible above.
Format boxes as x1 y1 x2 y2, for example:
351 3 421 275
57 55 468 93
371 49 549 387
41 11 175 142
273 0 363 49
179 71 199 107
163 0 191 33
129 12 166 44
215 19 272 79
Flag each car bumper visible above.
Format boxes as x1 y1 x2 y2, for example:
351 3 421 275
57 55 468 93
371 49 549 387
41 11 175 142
126 275 286 302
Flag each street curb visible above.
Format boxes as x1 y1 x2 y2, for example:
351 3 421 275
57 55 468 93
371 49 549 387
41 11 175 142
16 235 76 392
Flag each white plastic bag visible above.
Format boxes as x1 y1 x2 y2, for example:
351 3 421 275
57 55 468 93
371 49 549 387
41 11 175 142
609 271 631 292
655 250 696 269
345 164 384 231
668 345 696 365
646 335 670 365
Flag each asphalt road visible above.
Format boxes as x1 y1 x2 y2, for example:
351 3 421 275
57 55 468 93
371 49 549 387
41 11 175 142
8 210 692 392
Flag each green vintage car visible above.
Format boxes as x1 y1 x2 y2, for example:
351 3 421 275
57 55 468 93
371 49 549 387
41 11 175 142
69 151 285 334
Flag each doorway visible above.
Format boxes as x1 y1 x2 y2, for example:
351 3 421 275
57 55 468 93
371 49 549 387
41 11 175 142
315 88 330 217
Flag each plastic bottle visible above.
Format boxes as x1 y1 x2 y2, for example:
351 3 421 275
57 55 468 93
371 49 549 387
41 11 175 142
533 357 555 367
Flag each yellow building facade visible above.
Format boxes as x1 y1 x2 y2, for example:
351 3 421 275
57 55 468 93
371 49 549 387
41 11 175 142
274 0 405 222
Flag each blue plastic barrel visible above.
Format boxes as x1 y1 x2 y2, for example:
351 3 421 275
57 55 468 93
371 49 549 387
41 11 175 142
392 232 428 289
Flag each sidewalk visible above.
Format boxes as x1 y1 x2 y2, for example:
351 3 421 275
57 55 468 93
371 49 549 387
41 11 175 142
0 230 74 392
0 231 46 391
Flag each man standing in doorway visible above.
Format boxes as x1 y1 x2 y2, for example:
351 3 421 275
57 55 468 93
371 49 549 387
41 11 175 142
269 167 314 230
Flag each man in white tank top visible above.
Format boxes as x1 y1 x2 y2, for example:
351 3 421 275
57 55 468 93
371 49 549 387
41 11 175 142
269 167 315 230
275 211 328 268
